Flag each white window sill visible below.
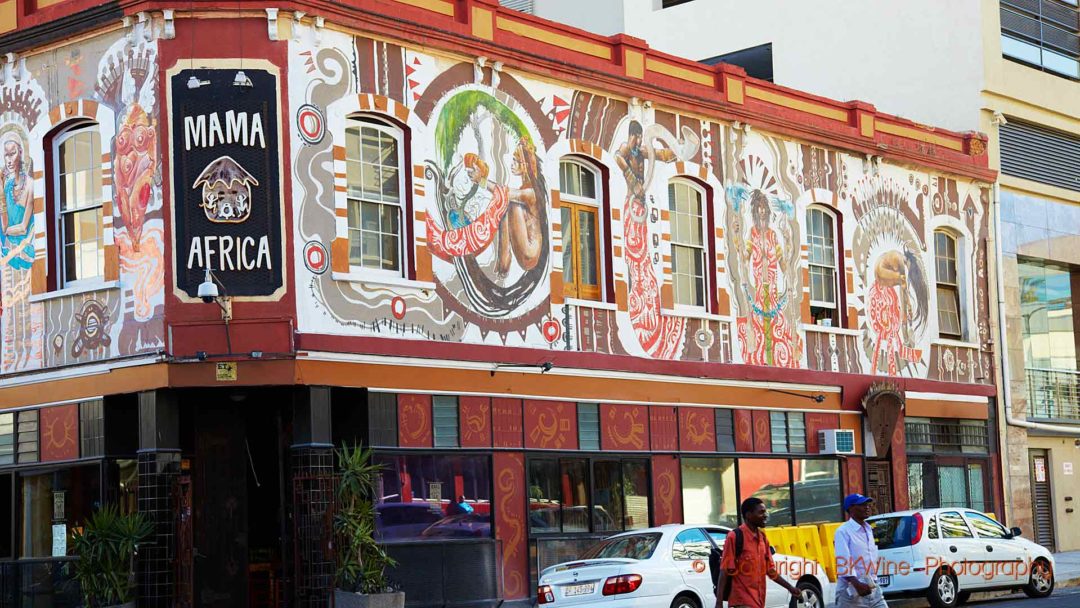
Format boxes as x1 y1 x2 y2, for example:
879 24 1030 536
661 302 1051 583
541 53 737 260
29 280 120 303
932 338 981 350
800 323 862 337
332 271 436 291
564 297 617 311
668 306 722 322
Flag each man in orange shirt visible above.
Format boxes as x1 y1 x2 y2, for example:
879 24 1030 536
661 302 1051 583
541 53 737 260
716 497 800 608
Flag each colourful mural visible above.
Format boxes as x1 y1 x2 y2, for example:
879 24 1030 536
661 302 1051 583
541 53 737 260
0 29 164 377
286 27 993 384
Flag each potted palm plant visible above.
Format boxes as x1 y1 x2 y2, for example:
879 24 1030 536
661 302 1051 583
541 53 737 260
68 505 154 608
333 443 403 608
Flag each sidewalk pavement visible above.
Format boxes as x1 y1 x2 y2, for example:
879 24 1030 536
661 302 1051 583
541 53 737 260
888 550 1080 608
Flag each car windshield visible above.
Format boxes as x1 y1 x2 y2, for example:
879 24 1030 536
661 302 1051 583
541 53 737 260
579 533 662 560
870 515 916 550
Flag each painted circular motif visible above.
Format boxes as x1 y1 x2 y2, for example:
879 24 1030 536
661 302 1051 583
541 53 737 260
694 328 714 349
303 240 329 275
72 300 111 358
296 104 325 145
391 296 407 320
692 560 706 573
542 319 562 343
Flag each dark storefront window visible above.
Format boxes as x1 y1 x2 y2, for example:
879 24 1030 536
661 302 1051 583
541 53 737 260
19 464 101 558
681 457 737 527
528 457 650 534
793 459 842 524
373 453 492 542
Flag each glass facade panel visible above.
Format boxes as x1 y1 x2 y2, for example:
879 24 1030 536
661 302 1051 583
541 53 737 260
20 464 101 558
739 458 792 526
681 457 738 527
373 453 491 542
1019 258 1077 370
793 459 841 524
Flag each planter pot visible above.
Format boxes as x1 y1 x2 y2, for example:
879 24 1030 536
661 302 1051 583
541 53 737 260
334 590 405 608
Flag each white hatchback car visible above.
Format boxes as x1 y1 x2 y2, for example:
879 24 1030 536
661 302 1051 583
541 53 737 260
537 524 833 608
867 508 1055 607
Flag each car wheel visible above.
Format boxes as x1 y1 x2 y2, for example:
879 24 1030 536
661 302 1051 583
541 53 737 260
670 593 699 608
927 568 960 608
1023 558 1055 598
956 590 971 605
795 581 823 608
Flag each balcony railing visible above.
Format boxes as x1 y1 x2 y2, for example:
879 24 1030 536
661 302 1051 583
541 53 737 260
1027 367 1080 420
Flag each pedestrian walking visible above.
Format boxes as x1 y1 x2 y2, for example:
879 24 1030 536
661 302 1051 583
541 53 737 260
834 493 888 608
716 497 801 608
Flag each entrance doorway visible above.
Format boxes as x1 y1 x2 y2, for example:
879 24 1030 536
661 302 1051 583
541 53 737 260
179 391 287 607
1029 449 1056 552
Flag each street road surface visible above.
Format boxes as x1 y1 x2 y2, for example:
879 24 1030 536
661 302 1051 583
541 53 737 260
889 585 1080 608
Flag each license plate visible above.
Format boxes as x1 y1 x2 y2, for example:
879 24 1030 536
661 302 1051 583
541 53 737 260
564 583 595 597
877 575 891 587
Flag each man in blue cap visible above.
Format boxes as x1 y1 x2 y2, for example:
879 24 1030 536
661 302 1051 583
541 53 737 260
834 493 887 607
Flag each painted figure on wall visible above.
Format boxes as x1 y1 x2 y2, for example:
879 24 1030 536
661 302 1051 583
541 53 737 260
853 178 931 377
740 189 799 367
0 124 41 373
0 129 34 271
867 249 928 375
725 150 802 369
615 119 696 359
426 89 549 326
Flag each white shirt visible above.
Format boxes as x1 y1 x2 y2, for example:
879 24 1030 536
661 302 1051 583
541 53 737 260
833 517 880 598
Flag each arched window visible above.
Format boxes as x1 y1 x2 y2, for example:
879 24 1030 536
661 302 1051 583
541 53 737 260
935 230 963 339
344 116 406 275
806 206 839 326
54 123 105 287
559 158 603 300
669 179 707 308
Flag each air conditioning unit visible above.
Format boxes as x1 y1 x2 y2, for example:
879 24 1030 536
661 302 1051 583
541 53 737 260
818 429 856 455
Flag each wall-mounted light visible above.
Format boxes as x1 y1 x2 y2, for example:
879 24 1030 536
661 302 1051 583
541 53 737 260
490 361 554 377
770 389 826 403
198 266 234 355
187 75 208 89
233 70 253 88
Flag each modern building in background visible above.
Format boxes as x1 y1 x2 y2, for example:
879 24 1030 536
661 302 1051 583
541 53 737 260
534 0 1080 552
0 0 996 605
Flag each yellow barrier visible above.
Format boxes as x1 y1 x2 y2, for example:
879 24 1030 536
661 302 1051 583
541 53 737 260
769 522 843 582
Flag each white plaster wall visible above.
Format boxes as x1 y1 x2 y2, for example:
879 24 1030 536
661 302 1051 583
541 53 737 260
534 0 987 133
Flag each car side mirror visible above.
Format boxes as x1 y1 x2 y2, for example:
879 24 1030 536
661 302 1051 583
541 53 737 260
1010 526 1023 538
770 546 777 555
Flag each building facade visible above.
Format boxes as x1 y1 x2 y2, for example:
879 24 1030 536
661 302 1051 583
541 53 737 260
0 0 996 605
533 0 1080 552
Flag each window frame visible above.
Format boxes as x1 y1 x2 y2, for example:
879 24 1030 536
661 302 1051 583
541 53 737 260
559 157 605 301
769 411 807 454
668 178 710 310
52 123 106 290
934 229 964 340
806 205 841 327
344 115 409 278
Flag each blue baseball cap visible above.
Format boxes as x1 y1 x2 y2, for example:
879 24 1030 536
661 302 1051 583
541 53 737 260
843 493 873 512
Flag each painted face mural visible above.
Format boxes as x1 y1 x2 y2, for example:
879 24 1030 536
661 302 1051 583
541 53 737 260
113 103 156 249
853 177 930 376
725 152 803 368
425 89 550 331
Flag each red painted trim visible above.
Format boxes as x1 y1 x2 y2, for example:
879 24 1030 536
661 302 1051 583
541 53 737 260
49 2 997 182
296 333 997 407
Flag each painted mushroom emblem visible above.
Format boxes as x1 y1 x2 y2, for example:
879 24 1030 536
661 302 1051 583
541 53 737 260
193 155 259 223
